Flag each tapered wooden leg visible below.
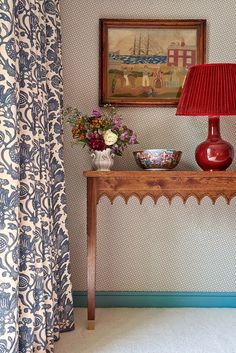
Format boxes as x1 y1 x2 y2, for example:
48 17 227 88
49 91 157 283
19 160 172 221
87 320 95 330
87 178 97 330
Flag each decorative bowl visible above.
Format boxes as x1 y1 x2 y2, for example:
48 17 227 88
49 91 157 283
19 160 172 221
133 149 182 170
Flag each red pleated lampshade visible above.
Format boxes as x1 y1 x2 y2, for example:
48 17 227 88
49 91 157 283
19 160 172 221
176 63 236 116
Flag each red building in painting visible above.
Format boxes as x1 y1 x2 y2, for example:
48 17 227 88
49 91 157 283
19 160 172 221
167 40 196 68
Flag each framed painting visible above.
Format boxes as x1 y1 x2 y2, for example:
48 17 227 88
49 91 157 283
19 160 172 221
99 19 206 106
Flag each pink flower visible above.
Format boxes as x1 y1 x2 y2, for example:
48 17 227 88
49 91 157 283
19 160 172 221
92 109 101 117
129 134 137 145
86 132 94 139
112 116 122 129
120 130 129 141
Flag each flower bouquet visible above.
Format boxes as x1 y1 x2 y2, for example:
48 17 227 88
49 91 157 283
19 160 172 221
63 105 139 170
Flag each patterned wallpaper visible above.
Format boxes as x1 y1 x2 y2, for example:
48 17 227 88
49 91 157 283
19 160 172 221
60 0 236 292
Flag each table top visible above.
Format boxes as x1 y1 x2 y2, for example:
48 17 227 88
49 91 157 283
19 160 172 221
83 170 236 177
83 170 236 205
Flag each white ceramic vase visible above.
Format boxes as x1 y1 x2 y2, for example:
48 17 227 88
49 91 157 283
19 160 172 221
91 148 115 171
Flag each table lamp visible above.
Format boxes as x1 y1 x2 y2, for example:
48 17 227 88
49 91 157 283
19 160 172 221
176 63 236 171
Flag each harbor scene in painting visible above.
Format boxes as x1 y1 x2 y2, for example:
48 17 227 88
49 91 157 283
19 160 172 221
107 28 197 100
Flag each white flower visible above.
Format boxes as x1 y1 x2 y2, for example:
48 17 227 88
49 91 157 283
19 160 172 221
103 129 118 146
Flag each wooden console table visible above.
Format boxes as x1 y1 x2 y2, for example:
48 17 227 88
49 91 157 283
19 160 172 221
83 170 236 329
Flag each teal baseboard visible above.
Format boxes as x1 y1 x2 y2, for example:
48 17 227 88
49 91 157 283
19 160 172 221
72 291 236 308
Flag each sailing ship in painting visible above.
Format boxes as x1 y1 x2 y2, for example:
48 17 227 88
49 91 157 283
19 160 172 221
108 31 197 100
109 33 166 64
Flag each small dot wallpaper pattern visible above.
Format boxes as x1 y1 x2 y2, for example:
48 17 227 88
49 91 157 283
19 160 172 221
60 0 236 292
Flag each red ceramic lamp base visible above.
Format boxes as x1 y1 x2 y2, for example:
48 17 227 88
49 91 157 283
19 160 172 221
195 116 234 171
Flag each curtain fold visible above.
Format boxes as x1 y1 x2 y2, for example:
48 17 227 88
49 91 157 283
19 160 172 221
0 1 74 352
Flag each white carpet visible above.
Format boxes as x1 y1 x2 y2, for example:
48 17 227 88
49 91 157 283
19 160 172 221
55 308 236 353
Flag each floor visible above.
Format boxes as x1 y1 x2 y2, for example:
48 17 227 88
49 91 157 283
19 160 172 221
55 308 236 353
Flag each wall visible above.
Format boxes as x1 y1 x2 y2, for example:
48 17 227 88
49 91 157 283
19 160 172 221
60 0 236 298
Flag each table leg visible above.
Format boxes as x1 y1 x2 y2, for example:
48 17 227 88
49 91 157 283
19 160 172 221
87 178 97 330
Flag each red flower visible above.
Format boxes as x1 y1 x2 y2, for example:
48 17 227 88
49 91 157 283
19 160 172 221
88 137 106 151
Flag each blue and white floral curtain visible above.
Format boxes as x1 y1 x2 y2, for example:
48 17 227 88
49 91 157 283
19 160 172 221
0 1 74 352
